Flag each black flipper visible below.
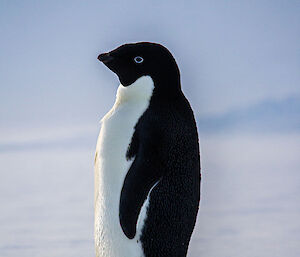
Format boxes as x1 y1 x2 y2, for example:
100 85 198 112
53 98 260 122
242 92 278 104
119 127 163 239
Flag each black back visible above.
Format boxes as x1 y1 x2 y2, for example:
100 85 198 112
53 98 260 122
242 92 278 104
98 42 201 257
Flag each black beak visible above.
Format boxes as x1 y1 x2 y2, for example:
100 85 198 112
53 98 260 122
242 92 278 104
97 53 114 64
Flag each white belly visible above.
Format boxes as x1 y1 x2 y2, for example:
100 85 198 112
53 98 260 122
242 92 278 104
94 76 154 257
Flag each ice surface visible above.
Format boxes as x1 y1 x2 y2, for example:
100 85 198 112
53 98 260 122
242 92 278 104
0 133 299 257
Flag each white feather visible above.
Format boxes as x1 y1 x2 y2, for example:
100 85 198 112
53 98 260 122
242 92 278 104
94 76 154 257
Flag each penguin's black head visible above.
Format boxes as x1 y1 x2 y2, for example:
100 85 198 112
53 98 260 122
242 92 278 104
98 42 181 91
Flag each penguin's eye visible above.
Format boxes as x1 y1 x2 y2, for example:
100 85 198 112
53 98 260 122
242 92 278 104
134 56 144 64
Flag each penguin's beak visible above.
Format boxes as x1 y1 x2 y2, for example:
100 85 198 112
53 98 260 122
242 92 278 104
97 51 122 82
98 52 114 64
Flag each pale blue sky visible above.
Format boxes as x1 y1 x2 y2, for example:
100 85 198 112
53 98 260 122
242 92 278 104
0 0 299 132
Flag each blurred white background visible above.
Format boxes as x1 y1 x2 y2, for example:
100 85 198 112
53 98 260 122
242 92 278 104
0 1 299 256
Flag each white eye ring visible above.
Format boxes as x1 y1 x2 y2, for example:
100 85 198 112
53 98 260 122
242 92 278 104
134 56 144 64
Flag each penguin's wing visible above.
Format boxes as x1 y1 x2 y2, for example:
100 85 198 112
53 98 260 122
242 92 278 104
119 131 164 239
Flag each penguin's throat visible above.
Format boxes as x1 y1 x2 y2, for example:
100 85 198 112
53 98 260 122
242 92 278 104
115 76 154 105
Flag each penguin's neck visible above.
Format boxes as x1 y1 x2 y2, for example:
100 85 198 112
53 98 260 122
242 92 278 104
101 76 154 123
114 76 154 107
151 62 181 96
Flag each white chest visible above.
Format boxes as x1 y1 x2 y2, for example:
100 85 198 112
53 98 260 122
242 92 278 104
94 76 154 257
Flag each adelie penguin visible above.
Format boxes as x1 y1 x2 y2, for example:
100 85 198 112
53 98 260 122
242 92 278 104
94 42 201 257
